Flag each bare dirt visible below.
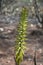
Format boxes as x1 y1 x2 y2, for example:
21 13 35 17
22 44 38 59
0 21 43 65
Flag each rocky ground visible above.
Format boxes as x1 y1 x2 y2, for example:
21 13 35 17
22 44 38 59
0 20 43 65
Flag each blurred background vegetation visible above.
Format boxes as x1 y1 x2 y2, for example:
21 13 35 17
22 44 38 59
0 0 43 27
0 0 43 15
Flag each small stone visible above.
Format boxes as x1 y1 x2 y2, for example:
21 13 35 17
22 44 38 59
31 24 34 27
38 49 42 53
6 60 10 63
8 30 11 33
0 28 4 31
16 8 19 11
40 64 42 65
8 60 10 63
28 58 32 61
38 23 42 28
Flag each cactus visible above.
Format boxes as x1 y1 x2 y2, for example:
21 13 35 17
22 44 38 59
15 7 28 65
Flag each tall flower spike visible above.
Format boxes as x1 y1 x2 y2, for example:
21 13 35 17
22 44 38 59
15 7 28 65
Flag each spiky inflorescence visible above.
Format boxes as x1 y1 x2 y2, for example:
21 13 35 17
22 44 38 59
15 7 28 65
